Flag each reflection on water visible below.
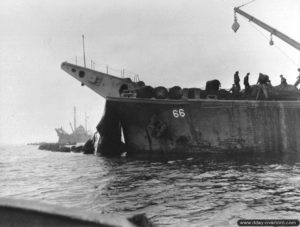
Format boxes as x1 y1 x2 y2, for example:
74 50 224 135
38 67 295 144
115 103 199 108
0 145 300 226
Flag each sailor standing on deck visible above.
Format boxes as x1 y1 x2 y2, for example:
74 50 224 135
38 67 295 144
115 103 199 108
257 73 271 86
234 71 241 92
229 84 237 93
256 73 270 99
244 73 250 91
294 68 300 87
280 75 287 85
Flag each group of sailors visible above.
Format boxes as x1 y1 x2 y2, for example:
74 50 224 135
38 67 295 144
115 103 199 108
229 68 300 94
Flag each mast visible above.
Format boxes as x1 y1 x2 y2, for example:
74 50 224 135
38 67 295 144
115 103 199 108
233 7 300 52
85 112 88 132
74 107 77 130
69 122 74 132
82 34 86 67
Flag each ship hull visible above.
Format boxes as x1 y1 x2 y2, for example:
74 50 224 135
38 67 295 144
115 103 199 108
99 97 300 156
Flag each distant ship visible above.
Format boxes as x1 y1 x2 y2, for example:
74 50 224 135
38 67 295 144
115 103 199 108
61 6 300 156
55 107 92 145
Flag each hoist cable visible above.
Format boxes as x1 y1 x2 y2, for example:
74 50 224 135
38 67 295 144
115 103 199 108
237 0 257 9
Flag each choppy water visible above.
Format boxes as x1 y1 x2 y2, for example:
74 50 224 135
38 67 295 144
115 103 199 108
1 145 300 226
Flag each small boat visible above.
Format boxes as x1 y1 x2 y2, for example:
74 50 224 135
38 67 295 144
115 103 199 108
0 197 136 227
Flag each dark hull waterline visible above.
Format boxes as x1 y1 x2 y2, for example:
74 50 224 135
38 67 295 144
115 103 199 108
97 97 300 156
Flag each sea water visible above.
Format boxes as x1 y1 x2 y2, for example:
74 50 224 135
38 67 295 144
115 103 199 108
0 145 300 226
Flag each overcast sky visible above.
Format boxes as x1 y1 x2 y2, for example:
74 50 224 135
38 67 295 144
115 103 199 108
0 0 300 144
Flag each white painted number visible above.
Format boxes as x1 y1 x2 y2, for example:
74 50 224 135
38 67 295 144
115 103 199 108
173 110 179 118
179 109 185 117
173 109 185 118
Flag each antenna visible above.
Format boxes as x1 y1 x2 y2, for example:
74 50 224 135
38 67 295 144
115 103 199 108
82 34 86 68
91 60 95 69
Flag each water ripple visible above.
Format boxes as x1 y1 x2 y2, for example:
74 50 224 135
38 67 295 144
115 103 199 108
0 145 300 226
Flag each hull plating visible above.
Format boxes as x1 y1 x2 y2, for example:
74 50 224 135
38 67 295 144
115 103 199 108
104 97 300 155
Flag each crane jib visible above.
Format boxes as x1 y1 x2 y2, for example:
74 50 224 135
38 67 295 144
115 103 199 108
233 7 300 52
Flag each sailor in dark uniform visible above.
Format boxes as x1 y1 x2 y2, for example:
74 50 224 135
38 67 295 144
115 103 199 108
244 73 250 91
294 68 300 87
280 75 287 85
256 73 271 99
229 84 236 93
257 73 271 86
234 71 241 92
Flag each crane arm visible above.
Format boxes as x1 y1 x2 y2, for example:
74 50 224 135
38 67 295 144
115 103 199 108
234 7 300 51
